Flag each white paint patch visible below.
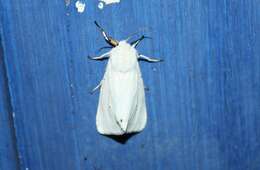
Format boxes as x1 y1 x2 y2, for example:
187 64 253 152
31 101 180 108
75 1 86 13
98 0 120 9
98 2 104 9
100 0 120 5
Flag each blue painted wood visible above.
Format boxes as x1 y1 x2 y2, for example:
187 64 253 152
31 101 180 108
0 34 19 169
0 1 81 170
0 0 259 170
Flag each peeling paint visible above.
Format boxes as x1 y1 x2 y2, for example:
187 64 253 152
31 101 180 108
98 0 120 9
98 2 104 9
75 0 86 13
100 0 120 5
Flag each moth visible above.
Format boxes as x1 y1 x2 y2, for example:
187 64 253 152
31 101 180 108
89 21 162 135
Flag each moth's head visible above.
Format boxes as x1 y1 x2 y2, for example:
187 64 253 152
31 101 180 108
117 40 132 49
94 21 145 51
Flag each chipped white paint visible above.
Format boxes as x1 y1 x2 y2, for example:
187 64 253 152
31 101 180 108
98 0 120 9
100 0 120 5
75 1 86 13
98 2 104 9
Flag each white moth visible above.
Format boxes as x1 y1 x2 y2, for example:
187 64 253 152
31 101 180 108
89 21 162 135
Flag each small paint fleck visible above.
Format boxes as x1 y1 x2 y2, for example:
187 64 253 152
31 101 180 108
12 112 15 118
98 2 104 9
98 0 120 9
75 0 86 13
152 67 157 72
25 168 29 170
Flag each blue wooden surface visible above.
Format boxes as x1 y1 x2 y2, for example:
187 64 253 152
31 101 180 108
0 34 19 170
0 0 259 170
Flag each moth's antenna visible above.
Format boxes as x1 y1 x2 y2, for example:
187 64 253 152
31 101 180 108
131 35 152 48
94 21 119 47
125 27 153 42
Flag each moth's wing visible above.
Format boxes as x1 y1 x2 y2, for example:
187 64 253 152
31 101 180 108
126 65 147 133
96 62 124 135
96 62 147 135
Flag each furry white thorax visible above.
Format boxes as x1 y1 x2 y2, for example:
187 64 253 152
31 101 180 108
109 41 138 72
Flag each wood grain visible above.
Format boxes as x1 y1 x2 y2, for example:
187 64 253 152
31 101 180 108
0 0 259 169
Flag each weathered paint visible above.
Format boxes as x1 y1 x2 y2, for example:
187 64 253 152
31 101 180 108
98 2 104 9
75 1 86 13
98 0 120 9
100 0 120 5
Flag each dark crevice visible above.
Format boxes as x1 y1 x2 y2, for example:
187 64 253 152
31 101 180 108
63 4 81 169
0 33 21 170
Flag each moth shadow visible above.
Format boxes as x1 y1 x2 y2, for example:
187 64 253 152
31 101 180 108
104 132 139 144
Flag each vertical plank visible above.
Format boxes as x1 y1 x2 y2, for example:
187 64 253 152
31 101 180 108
0 0 81 169
0 35 19 170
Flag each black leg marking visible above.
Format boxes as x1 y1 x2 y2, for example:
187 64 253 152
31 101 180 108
131 35 152 47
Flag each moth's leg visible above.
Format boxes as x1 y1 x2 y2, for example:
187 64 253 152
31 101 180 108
90 81 102 94
88 52 110 60
139 54 163 62
131 35 152 48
